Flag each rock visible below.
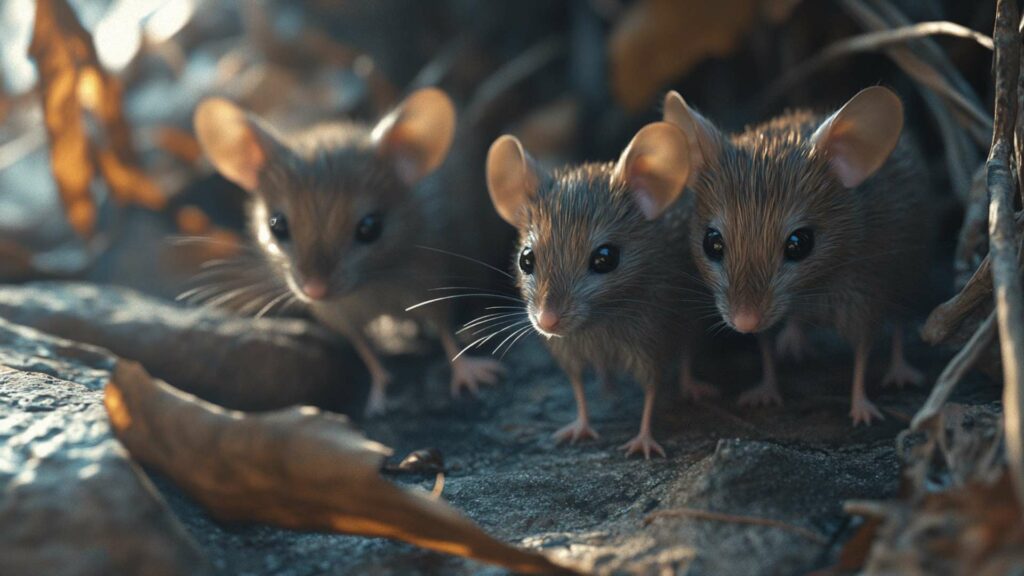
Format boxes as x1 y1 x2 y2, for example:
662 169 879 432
0 318 213 576
0 282 363 412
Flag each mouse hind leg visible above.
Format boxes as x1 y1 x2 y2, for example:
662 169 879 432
678 341 719 401
351 331 393 417
882 325 925 388
737 334 783 407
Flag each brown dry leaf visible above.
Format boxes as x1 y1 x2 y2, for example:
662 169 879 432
28 0 164 237
104 361 576 575
609 0 797 111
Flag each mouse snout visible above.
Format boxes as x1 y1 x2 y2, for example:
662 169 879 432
301 277 328 300
536 308 562 333
729 307 763 334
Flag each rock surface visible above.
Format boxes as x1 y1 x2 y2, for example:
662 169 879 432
0 318 212 576
0 282 1001 574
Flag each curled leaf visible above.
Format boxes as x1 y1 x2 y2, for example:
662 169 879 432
105 361 575 575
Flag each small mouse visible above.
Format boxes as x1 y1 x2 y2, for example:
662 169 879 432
484 121 709 458
193 88 505 416
662 86 930 425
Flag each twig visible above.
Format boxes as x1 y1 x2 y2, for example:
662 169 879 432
912 310 997 430
643 507 828 545
988 0 1024 514
922 255 992 345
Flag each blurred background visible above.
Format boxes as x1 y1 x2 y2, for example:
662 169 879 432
0 0 996 302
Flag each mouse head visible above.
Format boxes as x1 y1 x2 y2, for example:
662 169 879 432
663 86 903 334
485 122 689 338
194 88 455 303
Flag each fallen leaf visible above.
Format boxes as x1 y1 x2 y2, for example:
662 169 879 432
105 360 576 575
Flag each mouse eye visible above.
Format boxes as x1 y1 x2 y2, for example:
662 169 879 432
268 212 289 241
702 228 724 261
355 213 382 243
784 228 814 262
589 244 619 274
518 247 535 275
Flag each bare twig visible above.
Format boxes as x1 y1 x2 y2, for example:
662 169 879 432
912 310 997 430
643 508 827 545
988 0 1024 513
922 255 992 345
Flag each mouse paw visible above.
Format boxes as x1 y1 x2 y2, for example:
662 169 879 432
450 356 505 398
737 381 783 407
680 378 720 402
775 323 810 361
882 360 925 389
552 419 600 445
619 432 666 459
850 397 884 426
363 372 393 417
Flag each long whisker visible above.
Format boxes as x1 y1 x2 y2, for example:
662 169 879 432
415 245 514 280
256 291 296 318
406 293 525 312
499 325 535 360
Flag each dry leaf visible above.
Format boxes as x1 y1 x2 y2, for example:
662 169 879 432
609 0 797 111
104 361 575 575
28 0 164 237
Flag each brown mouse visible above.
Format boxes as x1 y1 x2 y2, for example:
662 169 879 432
484 121 711 458
663 86 930 425
193 88 505 416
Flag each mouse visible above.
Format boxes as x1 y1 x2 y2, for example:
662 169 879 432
192 88 505 416
484 121 711 458
662 86 930 425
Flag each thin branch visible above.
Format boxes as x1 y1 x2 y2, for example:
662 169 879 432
988 0 1024 515
643 507 827 545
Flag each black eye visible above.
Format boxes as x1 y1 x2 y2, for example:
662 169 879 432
784 228 814 261
268 212 289 241
703 228 724 261
355 213 382 243
589 244 619 274
518 247 535 275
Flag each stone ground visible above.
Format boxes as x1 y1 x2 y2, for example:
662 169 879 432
0 282 1002 575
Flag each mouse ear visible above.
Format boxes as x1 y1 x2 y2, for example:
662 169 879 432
613 122 691 221
810 86 904 188
372 88 456 186
193 98 283 192
662 91 721 186
486 135 541 226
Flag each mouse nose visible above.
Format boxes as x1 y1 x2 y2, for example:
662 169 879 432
730 308 762 334
536 308 561 333
302 278 328 300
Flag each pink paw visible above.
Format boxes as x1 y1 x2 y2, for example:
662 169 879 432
681 379 720 402
882 361 925 389
450 356 505 398
363 373 393 417
552 419 600 445
619 432 666 459
850 397 884 426
737 381 783 407
775 323 810 361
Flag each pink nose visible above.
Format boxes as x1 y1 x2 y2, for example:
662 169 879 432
730 308 761 333
536 309 561 333
302 279 328 300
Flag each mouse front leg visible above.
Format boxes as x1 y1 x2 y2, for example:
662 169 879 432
620 385 665 459
439 331 506 398
882 325 925 388
553 367 600 444
737 334 783 407
850 338 884 425
775 319 810 361
678 342 719 401
350 331 393 417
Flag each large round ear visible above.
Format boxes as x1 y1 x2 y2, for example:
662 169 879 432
613 122 691 220
663 91 721 186
372 88 456 186
809 86 904 188
485 135 540 226
193 98 282 192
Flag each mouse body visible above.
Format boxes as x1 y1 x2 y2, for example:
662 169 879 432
194 88 505 416
664 86 930 424
485 122 709 458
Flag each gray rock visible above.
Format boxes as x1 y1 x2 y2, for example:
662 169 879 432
0 282 363 412
0 318 213 576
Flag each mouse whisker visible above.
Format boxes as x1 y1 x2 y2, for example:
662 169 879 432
496 324 535 359
491 321 535 356
255 290 296 318
414 245 514 280
405 293 526 312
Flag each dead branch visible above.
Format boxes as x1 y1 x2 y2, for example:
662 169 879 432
643 507 827 544
104 361 575 575
987 0 1024 514
923 255 993 345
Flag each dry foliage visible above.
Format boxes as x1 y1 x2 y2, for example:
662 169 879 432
104 360 575 575
28 0 164 237
608 0 798 111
